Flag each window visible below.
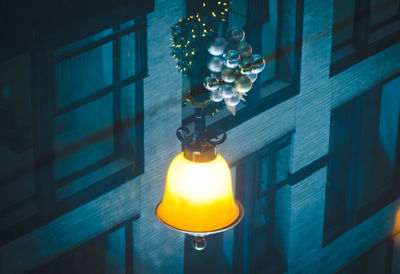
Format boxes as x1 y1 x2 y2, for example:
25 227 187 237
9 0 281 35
183 133 292 273
337 237 397 274
324 76 400 244
0 53 36 242
224 134 291 273
330 0 400 75
0 17 146 245
51 19 145 204
182 0 303 132
29 216 138 274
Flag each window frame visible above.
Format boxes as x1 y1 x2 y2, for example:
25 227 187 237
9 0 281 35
336 235 395 274
28 214 139 274
330 0 400 76
0 16 147 246
232 132 292 274
323 75 400 245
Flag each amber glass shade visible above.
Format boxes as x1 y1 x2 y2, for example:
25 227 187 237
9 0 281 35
156 152 243 233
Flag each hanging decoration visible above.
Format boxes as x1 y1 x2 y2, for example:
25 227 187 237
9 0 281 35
170 0 231 75
203 27 265 115
170 0 265 117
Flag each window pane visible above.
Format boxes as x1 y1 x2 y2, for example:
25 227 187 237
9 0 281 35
118 83 136 160
255 195 269 228
365 241 390 274
356 86 399 209
379 77 400 167
53 93 114 181
260 0 278 83
54 28 113 57
324 107 356 241
0 53 37 229
276 145 290 183
222 225 234 268
120 32 136 80
340 239 393 274
106 226 126 274
55 42 113 109
260 155 272 194
370 0 399 27
332 0 355 48
221 166 237 269
229 0 247 28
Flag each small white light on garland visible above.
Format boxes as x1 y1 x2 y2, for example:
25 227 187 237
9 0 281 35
170 0 231 75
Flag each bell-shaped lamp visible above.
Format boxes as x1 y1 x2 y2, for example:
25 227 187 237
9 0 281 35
156 145 244 250
156 152 242 231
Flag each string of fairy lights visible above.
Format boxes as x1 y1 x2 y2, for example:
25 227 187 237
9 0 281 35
170 0 231 75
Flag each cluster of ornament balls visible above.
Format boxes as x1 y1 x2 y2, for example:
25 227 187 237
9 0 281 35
203 26 265 114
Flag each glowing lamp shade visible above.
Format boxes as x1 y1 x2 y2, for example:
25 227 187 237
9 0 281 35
156 152 243 233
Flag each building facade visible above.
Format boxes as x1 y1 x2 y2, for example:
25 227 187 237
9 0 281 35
0 0 399 273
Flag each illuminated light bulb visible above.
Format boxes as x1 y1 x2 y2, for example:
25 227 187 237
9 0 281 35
156 152 243 233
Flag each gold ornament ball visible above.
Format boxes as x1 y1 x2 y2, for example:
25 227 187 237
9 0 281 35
236 42 252 59
221 68 237 83
234 75 252 94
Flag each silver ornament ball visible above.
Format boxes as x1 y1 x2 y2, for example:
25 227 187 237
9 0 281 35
225 93 240 107
192 236 207 251
226 27 245 43
223 50 240 68
203 74 220 91
210 89 224 102
248 73 258 82
221 84 235 99
251 54 265 73
207 56 224 73
239 60 253 75
208 37 228 56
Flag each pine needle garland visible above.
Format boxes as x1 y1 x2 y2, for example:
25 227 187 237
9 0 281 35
171 0 231 76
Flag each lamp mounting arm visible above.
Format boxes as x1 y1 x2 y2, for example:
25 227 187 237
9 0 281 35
177 109 226 146
176 109 226 162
